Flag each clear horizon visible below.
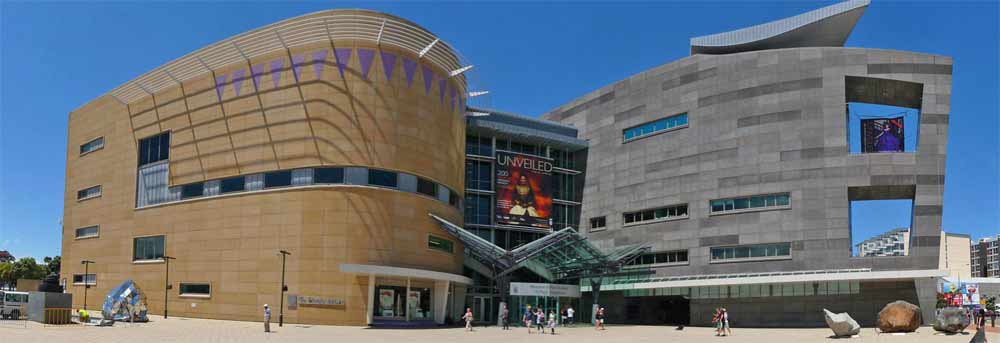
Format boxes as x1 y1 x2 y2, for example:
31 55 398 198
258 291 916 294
1 1 997 261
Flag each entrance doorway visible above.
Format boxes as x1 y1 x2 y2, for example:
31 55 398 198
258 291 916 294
473 296 494 323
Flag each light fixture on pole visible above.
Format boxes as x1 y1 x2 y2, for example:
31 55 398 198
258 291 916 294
162 255 176 319
278 250 291 327
80 260 95 310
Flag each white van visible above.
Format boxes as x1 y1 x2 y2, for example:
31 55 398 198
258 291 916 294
0 291 29 319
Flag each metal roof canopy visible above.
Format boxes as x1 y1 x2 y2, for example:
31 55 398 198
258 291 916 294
429 214 649 281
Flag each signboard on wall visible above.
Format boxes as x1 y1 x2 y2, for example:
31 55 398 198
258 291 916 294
861 117 904 153
287 295 345 310
510 282 581 298
494 151 553 229
942 282 980 306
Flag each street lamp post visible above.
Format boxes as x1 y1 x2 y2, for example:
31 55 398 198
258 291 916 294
80 260 95 310
278 250 290 327
162 256 176 319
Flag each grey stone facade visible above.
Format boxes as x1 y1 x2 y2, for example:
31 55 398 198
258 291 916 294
543 47 951 277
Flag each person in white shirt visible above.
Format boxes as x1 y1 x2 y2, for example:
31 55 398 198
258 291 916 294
566 306 575 326
263 304 271 333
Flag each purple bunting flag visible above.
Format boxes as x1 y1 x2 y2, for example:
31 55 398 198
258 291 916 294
214 74 228 101
421 65 434 95
291 55 305 82
380 52 397 82
335 48 351 77
312 50 328 79
439 77 446 103
358 49 375 80
269 59 284 89
232 69 246 97
251 64 266 90
402 57 418 87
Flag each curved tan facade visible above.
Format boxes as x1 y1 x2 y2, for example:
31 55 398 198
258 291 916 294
62 9 469 325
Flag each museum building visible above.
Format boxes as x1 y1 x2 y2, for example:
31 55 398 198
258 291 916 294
63 9 476 325
543 0 954 327
64 0 960 328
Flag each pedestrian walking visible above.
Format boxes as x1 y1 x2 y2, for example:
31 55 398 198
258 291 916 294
463 307 474 331
567 306 575 326
535 308 545 332
712 308 722 336
595 307 606 330
978 307 987 329
721 308 732 336
524 305 533 333
548 310 557 335
263 304 271 333
560 308 567 326
501 303 510 330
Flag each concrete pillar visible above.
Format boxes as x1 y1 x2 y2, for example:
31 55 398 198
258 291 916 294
914 277 941 325
433 280 449 324
366 274 375 325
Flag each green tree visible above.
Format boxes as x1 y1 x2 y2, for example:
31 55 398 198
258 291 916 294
43 256 60 274
0 262 12 289
11 257 47 281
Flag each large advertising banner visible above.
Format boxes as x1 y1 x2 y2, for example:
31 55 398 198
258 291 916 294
861 117 905 153
494 151 553 229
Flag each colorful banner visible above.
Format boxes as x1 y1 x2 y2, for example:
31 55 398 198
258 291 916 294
495 151 553 229
861 117 904 153
378 289 395 316
942 282 981 306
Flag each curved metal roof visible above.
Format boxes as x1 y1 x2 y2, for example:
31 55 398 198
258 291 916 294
101 9 489 108
690 0 869 55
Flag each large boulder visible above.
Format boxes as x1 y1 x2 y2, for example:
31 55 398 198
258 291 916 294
877 301 921 333
933 307 970 333
824 309 861 337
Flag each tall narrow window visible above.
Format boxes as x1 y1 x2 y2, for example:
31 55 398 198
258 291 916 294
138 132 170 166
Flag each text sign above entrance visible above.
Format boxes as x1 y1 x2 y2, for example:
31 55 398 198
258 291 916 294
288 294 345 309
510 282 581 298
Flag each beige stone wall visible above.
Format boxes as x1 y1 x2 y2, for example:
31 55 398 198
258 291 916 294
939 232 971 279
63 30 466 325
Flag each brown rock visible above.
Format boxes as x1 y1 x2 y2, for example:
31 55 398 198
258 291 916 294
877 300 922 333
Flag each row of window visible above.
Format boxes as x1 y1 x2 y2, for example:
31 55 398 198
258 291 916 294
710 243 791 261
79 137 104 155
625 250 689 266
620 280 861 299
623 204 689 226
710 193 790 214
589 193 791 231
623 113 688 142
466 134 579 170
140 166 460 209
73 273 210 296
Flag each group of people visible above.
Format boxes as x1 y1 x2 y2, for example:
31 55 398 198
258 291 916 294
711 308 732 336
521 305 559 334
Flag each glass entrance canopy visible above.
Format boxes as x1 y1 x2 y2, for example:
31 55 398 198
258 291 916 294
429 214 650 281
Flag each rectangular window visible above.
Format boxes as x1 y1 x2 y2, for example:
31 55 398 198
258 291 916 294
464 160 492 191
137 132 170 166
449 190 460 207
623 113 688 142
464 194 491 225
709 193 790 215
314 167 344 184
181 183 204 199
80 137 105 155
77 185 102 200
179 283 211 296
264 170 292 188
133 235 165 261
73 274 96 285
428 235 455 254
627 250 688 266
466 135 493 157
710 243 791 262
75 225 99 239
368 169 398 188
220 176 245 193
623 204 688 226
416 178 437 197
590 216 606 231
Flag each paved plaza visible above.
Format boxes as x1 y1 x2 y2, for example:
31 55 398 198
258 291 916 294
1 317 997 343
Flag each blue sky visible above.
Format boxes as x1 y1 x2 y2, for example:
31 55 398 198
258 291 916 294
1 1 997 260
